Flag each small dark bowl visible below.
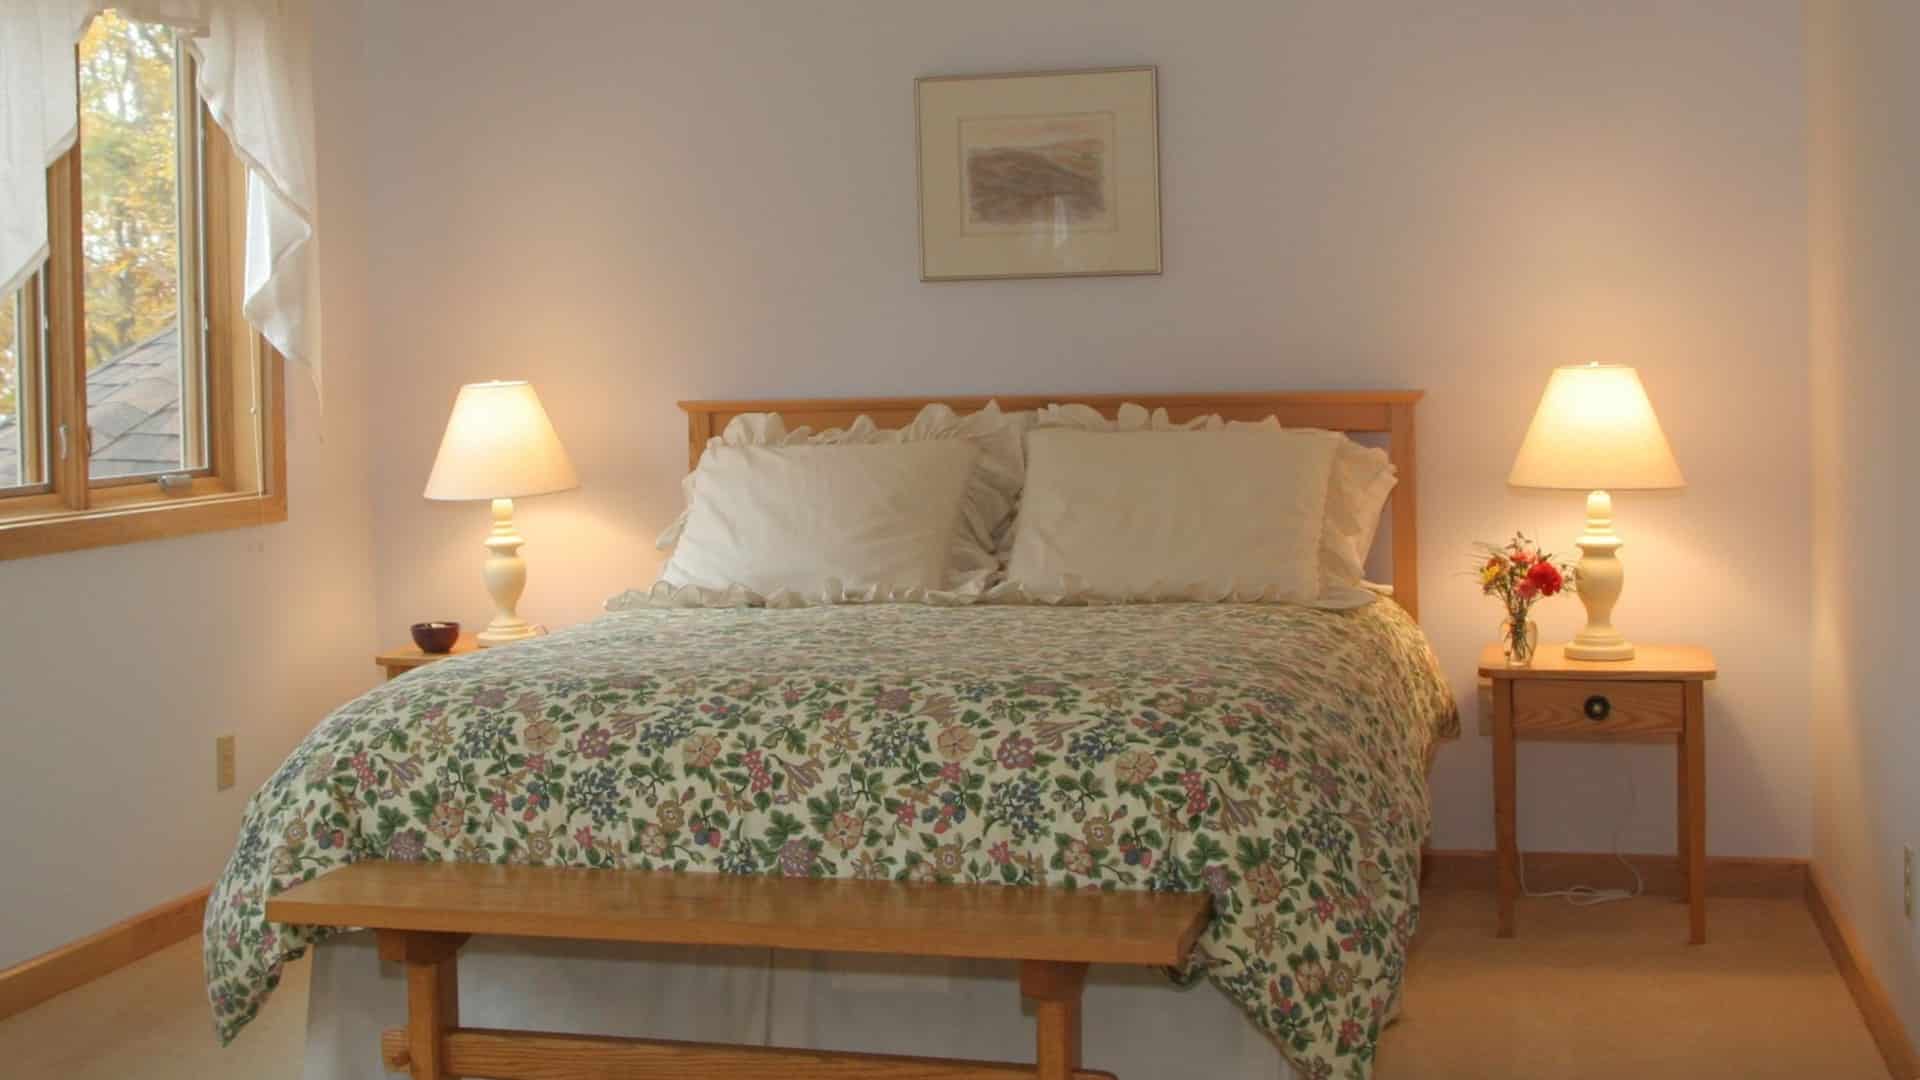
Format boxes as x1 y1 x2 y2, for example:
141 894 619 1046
411 621 461 654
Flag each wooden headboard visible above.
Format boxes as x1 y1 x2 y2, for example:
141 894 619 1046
677 391 1423 620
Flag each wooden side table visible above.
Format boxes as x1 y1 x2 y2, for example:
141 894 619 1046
375 635 479 681
1478 643 1717 943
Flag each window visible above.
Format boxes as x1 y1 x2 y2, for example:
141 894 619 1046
79 13 204 482
0 281 46 494
0 11 285 560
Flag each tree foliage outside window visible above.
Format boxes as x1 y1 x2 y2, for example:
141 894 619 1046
0 12 181 425
79 9 181 371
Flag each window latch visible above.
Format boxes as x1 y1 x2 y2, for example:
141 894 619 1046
57 423 69 461
159 472 195 495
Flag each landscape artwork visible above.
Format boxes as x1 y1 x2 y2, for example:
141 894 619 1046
959 112 1117 234
918 67 1160 280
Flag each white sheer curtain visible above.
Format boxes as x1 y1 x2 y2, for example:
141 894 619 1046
1 0 321 390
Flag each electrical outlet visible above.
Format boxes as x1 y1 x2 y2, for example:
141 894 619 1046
216 735 236 791
1905 846 1914 923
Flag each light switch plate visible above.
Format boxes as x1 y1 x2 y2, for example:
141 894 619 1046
216 735 236 791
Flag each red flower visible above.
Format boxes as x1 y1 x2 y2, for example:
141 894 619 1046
1509 548 1534 567
1524 561 1564 598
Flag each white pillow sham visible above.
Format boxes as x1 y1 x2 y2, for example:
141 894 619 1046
640 402 1029 607
1019 403 1394 602
1320 433 1396 586
1004 426 1339 604
657 440 979 599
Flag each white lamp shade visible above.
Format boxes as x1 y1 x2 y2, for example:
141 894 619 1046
1508 364 1685 491
424 381 580 501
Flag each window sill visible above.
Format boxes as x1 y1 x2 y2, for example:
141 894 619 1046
0 488 287 561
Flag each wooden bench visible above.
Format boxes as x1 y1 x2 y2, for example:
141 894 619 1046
267 861 1212 1080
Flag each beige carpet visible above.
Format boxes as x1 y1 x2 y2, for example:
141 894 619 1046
0 939 310 1079
0 892 1887 1078
1379 891 1887 1078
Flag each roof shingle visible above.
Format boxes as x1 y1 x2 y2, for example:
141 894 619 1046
0 326 185 487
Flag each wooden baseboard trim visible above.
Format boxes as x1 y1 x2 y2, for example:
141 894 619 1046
1806 863 1920 1080
0 885 210 1022
1420 848 1807 899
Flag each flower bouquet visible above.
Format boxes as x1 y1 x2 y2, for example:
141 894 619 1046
1475 532 1572 666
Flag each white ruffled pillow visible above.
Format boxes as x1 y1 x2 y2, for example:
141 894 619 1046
1320 432 1397 587
659 440 977 597
1001 403 1392 608
636 402 1028 608
1004 422 1339 606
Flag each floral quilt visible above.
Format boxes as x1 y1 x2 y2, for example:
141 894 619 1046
206 600 1455 1079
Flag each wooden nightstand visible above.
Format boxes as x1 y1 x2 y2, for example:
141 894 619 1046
375 635 479 681
1478 643 1718 943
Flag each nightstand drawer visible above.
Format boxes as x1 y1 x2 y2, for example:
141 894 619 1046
1510 679 1684 741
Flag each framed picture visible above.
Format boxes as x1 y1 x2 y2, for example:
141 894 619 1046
916 66 1161 281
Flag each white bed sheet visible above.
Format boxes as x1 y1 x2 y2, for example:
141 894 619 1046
299 933 1296 1080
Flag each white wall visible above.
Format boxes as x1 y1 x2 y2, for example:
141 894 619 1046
1 1 1828 969
0 4 381 969
353 1 1813 859
1807 0 1920 1041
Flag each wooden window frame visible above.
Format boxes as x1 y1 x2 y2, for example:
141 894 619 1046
0 44 286 561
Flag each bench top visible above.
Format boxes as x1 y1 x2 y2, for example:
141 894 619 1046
266 862 1212 968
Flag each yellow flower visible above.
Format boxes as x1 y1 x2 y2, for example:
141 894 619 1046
828 811 865 852
1082 819 1115 850
1115 750 1158 786
1329 961 1357 996
935 725 977 760
682 734 723 769
1479 562 1503 588
1245 863 1286 904
639 824 670 858
523 719 561 753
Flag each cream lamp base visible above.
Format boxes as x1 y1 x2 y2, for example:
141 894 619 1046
477 497 540 647
1567 489 1635 661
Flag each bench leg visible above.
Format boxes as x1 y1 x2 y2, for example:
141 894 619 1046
1020 959 1088 1080
377 931 467 1080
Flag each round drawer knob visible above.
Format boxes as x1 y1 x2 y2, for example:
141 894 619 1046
1583 694 1612 722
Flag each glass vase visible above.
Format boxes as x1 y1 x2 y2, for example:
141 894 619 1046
1502 615 1539 667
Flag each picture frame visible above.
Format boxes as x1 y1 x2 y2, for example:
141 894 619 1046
916 66 1162 282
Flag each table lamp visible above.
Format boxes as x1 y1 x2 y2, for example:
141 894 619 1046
1508 363 1684 660
424 381 579 646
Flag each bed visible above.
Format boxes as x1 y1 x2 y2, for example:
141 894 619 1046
206 392 1457 1080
